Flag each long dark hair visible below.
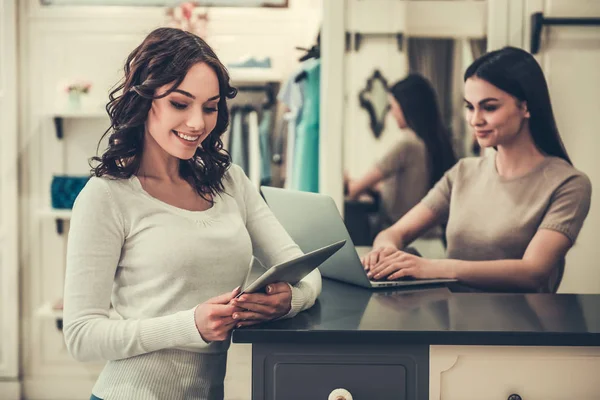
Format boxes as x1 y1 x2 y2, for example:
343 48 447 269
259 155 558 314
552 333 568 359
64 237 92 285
91 27 237 199
389 74 457 187
464 46 571 164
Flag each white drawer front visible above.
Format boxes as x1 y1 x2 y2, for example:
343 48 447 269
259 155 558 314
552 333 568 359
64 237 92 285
430 345 600 400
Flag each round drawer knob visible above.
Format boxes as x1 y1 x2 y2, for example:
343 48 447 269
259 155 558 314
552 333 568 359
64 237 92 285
329 388 353 400
508 394 522 400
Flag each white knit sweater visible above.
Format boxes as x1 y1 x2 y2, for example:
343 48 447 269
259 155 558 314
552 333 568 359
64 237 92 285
63 164 321 399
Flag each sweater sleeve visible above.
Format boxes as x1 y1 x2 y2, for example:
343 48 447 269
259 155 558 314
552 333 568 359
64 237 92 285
420 159 462 222
231 165 322 319
538 174 592 243
63 177 209 363
376 140 411 179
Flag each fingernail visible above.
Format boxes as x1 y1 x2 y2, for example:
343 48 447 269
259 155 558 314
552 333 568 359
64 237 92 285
233 313 239 320
266 285 272 293
233 286 240 292
236 323 242 328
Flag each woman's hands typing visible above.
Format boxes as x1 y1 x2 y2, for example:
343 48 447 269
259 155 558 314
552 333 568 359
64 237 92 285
363 247 452 280
361 245 399 272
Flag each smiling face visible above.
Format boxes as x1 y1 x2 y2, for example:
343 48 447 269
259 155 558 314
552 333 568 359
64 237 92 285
464 77 530 149
145 62 220 160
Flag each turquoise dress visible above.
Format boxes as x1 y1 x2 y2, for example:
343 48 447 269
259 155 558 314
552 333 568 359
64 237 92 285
292 59 320 193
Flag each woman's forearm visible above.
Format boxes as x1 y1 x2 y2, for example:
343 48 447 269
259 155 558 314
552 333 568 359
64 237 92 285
348 167 384 199
443 258 548 292
373 229 404 250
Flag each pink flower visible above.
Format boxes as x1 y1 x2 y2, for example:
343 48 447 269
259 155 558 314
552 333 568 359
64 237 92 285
181 2 195 21
65 80 92 94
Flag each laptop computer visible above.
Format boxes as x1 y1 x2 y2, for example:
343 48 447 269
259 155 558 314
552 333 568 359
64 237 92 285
260 186 457 289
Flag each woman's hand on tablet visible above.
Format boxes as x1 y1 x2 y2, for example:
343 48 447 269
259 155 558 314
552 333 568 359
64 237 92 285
194 287 244 342
230 282 292 327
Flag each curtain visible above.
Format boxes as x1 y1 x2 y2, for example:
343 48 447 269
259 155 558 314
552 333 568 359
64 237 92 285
407 38 456 128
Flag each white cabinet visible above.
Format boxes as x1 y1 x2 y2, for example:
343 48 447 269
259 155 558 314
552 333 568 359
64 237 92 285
430 345 600 400
0 0 20 398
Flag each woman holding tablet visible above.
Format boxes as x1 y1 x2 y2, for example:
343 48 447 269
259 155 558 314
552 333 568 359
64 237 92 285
63 28 321 400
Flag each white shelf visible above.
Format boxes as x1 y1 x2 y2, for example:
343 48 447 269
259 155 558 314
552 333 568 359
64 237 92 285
46 109 107 118
228 67 281 84
36 301 120 321
38 208 72 220
36 302 65 320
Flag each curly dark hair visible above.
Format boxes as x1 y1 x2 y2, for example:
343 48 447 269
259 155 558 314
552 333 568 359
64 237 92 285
91 27 237 200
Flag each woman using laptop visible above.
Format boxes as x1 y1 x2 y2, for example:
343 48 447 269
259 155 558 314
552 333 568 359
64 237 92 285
62 28 320 400
345 74 457 232
362 47 591 293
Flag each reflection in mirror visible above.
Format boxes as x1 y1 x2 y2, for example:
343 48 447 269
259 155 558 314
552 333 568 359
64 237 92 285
358 69 390 139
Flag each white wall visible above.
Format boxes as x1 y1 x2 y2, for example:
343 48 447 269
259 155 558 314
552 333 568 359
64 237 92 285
17 0 320 398
0 0 21 398
488 0 600 293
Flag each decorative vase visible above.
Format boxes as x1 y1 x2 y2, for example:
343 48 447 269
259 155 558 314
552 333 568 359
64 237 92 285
68 91 81 110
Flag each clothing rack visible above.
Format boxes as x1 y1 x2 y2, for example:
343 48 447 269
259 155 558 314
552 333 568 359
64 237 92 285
531 12 600 54
235 83 277 109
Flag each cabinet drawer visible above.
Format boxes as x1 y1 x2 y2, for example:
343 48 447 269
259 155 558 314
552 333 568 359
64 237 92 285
430 346 600 400
274 361 407 399
253 343 429 400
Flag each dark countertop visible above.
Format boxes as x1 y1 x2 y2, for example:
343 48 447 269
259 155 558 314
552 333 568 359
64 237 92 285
232 278 600 346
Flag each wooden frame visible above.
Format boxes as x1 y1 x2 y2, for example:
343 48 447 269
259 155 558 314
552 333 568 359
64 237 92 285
358 69 390 139
39 0 289 7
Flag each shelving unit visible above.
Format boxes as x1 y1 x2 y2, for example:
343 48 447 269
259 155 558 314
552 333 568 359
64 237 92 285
227 68 281 112
38 208 72 234
36 301 119 331
45 107 108 139
228 67 281 84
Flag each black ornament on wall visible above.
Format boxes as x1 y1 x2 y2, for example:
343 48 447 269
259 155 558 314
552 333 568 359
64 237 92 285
358 69 390 139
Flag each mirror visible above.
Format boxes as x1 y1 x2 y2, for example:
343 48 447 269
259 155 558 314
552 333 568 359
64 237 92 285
358 69 390 139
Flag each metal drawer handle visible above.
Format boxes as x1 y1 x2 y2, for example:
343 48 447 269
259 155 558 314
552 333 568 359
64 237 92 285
508 394 523 400
329 388 353 400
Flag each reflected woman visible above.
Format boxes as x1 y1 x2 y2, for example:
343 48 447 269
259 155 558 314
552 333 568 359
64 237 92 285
346 74 457 233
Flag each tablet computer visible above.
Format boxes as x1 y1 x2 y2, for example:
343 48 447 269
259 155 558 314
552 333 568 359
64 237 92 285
236 239 346 297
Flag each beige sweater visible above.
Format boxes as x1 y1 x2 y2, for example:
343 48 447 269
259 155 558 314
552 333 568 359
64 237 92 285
63 164 321 399
376 134 430 229
422 153 591 292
